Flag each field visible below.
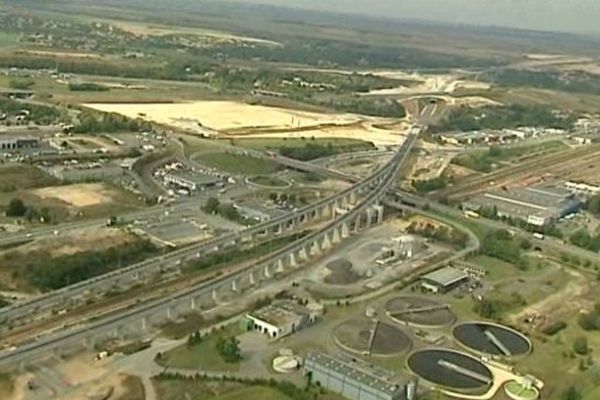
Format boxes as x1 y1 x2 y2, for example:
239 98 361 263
157 324 243 372
0 32 18 48
453 140 569 172
24 182 146 220
0 227 141 291
153 379 293 400
85 101 363 132
0 164 58 193
247 175 289 188
195 152 282 175
232 121 409 146
32 183 118 207
232 137 372 151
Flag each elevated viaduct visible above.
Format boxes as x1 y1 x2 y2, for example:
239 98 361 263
0 128 420 368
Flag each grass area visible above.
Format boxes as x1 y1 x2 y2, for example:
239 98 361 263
453 140 567 172
505 381 538 399
0 32 19 48
0 373 14 398
1 237 158 291
153 378 344 400
115 375 145 400
232 137 371 151
247 175 288 187
0 165 58 193
419 208 491 240
157 324 244 372
214 386 292 400
467 254 548 281
196 152 282 175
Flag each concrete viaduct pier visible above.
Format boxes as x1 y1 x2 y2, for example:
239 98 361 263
0 130 421 368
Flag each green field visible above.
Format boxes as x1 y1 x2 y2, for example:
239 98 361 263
232 137 372 150
214 386 292 400
247 175 289 187
453 140 568 172
157 324 243 372
153 379 291 400
0 33 18 48
0 165 58 193
195 152 282 175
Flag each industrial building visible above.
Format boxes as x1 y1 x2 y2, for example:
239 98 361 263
303 352 408 400
0 134 40 152
420 267 469 293
463 185 582 226
438 129 527 146
245 300 322 339
163 171 221 191
565 181 600 197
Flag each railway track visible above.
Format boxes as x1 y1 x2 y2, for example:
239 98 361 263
435 145 600 200
0 128 420 367
0 139 399 325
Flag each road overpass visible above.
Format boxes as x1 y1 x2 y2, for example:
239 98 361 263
0 127 420 331
0 128 420 368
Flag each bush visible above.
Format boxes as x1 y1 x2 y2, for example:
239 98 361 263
573 336 589 355
215 336 242 363
542 321 567 336
5 198 27 217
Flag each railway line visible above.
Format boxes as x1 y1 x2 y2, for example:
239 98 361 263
0 136 402 326
435 144 600 200
0 125 422 367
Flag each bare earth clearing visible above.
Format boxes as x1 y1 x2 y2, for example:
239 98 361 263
85 101 364 132
31 183 118 207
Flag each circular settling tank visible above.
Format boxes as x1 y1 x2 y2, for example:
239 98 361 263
385 296 456 328
333 318 411 356
453 322 532 357
504 381 540 400
408 348 493 392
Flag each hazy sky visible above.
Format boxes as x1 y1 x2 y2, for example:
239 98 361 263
234 0 600 36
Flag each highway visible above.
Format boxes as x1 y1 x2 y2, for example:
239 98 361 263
0 197 213 247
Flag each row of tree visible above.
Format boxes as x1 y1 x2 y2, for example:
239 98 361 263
11 240 158 290
432 104 576 132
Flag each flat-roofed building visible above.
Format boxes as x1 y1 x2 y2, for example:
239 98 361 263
463 185 581 226
304 352 406 400
163 171 221 191
0 134 40 152
421 266 469 293
245 300 321 339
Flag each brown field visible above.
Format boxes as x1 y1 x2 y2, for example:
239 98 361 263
16 49 104 59
31 183 120 207
84 100 365 132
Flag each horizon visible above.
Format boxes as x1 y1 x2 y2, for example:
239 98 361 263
223 0 600 36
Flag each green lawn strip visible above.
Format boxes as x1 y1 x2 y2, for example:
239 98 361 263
157 324 244 372
196 152 282 175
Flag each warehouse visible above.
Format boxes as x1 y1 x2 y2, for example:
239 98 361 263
463 185 581 226
0 134 40 152
245 300 321 339
420 267 469 293
304 352 406 400
163 171 221 191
